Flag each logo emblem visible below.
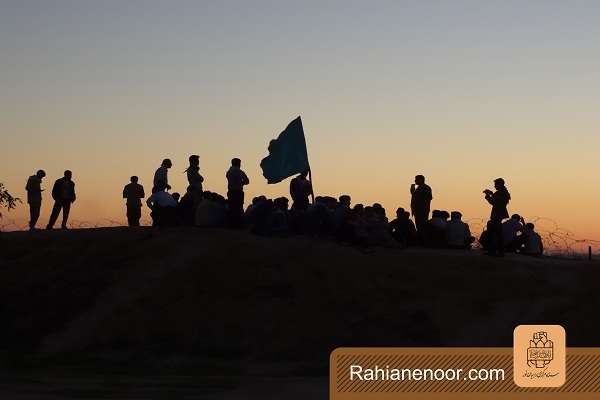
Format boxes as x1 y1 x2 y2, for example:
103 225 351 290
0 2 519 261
514 325 566 388
527 331 554 368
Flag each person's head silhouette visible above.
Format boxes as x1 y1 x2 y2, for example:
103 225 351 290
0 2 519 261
396 207 405 218
162 159 172 169
231 158 241 167
189 155 199 167
494 178 505 190
339 195 351 207
64 170 72 180
130 176 138 183
415 175 425 185
36 170 46 179
451 211 462 220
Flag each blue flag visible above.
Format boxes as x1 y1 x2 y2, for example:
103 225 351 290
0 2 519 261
260 116 310 184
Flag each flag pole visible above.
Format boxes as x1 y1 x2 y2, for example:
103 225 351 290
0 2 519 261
308 168 315 204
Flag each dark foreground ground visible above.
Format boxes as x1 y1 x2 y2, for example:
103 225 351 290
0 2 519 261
0 227 598 399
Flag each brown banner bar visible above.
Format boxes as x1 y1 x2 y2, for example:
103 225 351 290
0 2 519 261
330 348 600 400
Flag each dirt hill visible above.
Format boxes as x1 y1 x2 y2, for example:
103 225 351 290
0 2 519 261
1 227 598 367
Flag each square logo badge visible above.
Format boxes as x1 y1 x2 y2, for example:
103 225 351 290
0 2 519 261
513 325 566 388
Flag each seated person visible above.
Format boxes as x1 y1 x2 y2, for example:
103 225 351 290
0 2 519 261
332 195 351 234
195 191 227 227
245 196 266 225
446 211 475 249
479 221 494 251
502 214 524 251
389 207 417 246
305 196 331 235
146 188 178 227
266 197 290 235
426 210 448 247
177 186 196 226
372 203 388 224
250 198 275 234
520 223 544 256
363 206 397 247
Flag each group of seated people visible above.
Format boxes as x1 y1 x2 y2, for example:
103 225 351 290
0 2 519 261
479 214 544 256
146 188 543 255
407 209 477 249
146 186 227 228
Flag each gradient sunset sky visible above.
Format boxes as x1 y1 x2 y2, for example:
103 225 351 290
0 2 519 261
1 1 599 240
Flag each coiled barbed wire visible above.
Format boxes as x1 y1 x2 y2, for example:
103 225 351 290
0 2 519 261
2 216 598 257
466 216 600 257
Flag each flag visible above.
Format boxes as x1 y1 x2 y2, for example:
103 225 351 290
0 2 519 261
260 116 310 184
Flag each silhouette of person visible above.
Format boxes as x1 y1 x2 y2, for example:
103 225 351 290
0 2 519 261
146 188 177 227
479 221 493 251
153 159 172 193
389 207 417 246
446 211 475 249
410 175 432 240
196 191 227 227
46 170 76 230
177 186 196 226
426 210 447 247
290 170 313 211
25 169 46 230
226 158 250 227
502 214 524 251
185 155 204 207
483 178 511 256
521 223 544 256
122 176 145 227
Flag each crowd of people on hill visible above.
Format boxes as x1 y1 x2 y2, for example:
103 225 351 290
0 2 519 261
23 157 544 257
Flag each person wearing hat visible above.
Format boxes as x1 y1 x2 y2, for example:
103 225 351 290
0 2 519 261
483 178 511 256
153 158 172 193
185 154 204 207
25 169 46 230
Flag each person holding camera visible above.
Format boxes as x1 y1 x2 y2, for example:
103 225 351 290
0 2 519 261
483 178 511 256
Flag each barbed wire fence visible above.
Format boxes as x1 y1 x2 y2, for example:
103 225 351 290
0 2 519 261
2 215 598 258
0 218 151 231
465 216 600 258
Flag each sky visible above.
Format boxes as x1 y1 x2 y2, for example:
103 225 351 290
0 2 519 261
1 0 599 241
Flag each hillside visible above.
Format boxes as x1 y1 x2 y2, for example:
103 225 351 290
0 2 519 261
0 227 598 397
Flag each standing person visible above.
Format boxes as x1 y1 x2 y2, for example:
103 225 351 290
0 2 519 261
25 169 46 230
410 174 433 240
185 155 204 207
226 158 250 227
483 178 511 257
290 170 313 212
46 170 76 230
153 158 172 193
122 176 145 227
